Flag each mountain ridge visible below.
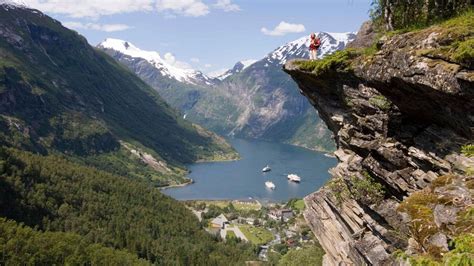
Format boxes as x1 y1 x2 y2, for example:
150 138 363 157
99 32 355 152
0 4 256 265
0 3 237 186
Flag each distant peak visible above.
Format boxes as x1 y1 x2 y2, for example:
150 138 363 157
99 38 133 50
98 38 215 86
0 0 28 9
239 59 257 69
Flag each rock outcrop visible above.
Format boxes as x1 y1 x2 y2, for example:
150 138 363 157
284 19 473 265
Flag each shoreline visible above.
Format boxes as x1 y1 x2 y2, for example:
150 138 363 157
177 198 292 206
159 178 194 190
194 156 241 164
288 142 335 154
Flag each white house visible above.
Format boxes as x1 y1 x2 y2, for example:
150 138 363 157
210 214 229 229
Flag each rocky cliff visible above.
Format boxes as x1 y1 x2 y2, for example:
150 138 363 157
284 15 473 265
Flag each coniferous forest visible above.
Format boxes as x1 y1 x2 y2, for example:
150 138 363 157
0 4 256 265
0 147 256 264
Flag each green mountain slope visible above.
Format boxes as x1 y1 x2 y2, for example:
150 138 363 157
0 147 255 264
0 4 255 264
0 4 237 186
0 218 149 265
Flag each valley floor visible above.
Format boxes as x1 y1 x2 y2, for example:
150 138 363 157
185 199 325 265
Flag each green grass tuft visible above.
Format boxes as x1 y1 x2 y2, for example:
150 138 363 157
294 49 361 75
461 144 474 157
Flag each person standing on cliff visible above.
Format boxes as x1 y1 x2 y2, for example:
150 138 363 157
309 33 321 60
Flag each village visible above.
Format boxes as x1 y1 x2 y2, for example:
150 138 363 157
185 198 318 263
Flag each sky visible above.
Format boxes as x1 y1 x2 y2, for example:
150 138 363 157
15 0 371 74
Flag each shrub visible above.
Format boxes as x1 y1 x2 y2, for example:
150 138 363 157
398 191 439 255
327 172 385 206
349 173 385 205
327 176 351 205
370 0 472 30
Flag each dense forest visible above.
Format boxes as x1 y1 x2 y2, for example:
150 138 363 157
0 4 256 264
371 0 473 30
0 147 256 264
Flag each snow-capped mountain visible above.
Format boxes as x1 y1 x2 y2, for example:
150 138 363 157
99 32 355 152
216 32 356 81
263 32 356 66
210 59 257 80
0 0 25 8
98 38 217 86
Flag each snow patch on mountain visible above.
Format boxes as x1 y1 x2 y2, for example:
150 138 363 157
98 38 215 86
240 59 257 69
0 0 26 7
266 32 356 65
210 59 257 80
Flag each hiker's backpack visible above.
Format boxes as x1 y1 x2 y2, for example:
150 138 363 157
314 38 321 49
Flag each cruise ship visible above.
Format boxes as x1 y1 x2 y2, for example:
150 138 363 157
265 181 276 189
287 174 301 183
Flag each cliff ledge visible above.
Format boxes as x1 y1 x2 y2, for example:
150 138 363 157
284 14 473 265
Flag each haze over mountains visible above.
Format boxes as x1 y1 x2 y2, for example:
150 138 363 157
99 32 355 151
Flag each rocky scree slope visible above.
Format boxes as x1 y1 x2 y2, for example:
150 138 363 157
284 15 474 265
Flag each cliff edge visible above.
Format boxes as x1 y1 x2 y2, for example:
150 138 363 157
284 13 473 265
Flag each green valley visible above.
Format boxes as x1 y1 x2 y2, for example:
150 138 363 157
0 3 254 265
0 4 237 186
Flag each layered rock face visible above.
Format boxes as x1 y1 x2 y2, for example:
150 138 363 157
284 22 473 264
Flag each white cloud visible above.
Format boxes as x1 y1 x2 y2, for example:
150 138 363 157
204 64 212 68
18 0 154 18
190 57 200 63
156 0 209 17
213 0 240 12
261 21 306 36
16 0 212 18
164 52 192 69
63 21 132 32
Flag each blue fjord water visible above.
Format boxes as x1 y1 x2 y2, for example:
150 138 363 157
163 138 337 203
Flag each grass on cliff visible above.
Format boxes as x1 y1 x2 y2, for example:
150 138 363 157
293 49 361 75
327 172 385 206
416 10 474 68
461 144 474 157
397 174 474 264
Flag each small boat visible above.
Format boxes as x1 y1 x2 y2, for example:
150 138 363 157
324 153 336 158
265 181 276 190
262 165 271 172
287 174 301 183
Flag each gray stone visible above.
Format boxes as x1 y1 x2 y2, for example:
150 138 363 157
433 205 458 227
427 233 449 252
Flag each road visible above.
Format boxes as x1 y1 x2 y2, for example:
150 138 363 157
221 225 248 242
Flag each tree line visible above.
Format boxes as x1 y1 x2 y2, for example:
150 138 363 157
371 0 473 30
